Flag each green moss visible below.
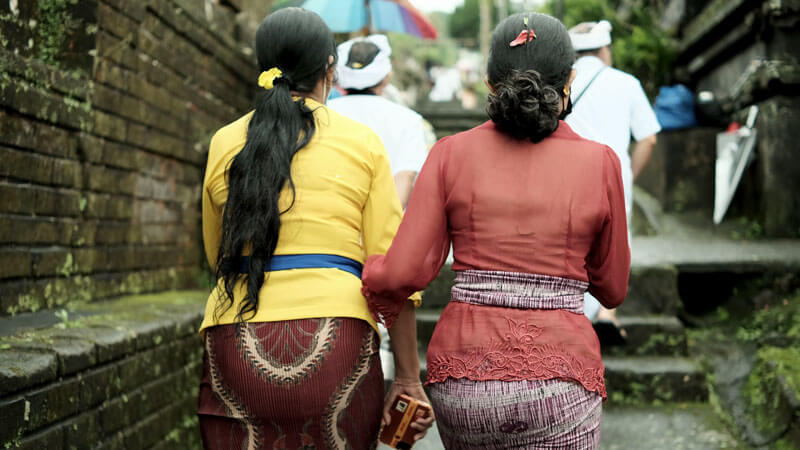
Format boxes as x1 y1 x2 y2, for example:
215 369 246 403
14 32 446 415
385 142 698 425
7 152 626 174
742 346 800 437
35 0 82 67
736 291 800 344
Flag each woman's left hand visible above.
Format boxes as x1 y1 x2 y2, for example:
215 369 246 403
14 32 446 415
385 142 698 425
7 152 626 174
383 378 436 442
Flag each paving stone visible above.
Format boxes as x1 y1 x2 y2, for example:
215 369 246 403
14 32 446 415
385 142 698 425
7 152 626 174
600 405 746 449
4 335 97 376
48 325 136 363
0 350 58 397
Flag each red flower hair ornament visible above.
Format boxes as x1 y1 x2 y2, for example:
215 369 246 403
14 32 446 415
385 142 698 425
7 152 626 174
510 29 537 47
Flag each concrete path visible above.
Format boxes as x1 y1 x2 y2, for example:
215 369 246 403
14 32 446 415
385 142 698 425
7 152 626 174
632 235 800 270
382 405 746 449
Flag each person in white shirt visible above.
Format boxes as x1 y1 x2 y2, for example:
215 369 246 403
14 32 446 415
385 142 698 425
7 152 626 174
328 34 428 208
566 20 661 341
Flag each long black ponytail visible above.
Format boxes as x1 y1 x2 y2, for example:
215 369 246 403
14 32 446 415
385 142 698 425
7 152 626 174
215 8 337 321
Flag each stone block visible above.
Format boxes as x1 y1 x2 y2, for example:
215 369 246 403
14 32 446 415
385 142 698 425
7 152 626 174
49 325 136 364
101 140 142 171
0 350 58 397
23 376 81 432
92 83 124 112
757 97 800 237
95 60 131 91
31 248 74 277
93 111 127 141
85 193 134 220
114 349 158 393
0 112 78 158
63 411 103 450
0 396 27 444
0 147 54 185
78 364 122 409
0 182 34 215
98 395 135 436
86 165 135 195
0 249 33 279
16 426 64 450
50 159 82 189
102 0 146 22
73 248 108 273
96 30 138 70
98 2 139 42
0 216 75 246
0 184 76 218
0 79 89 130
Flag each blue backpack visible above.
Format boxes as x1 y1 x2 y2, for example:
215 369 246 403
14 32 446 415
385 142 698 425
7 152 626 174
654 85 697 130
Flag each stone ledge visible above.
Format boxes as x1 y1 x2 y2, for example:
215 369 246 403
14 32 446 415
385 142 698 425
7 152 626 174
0 290 206 448
0 290 205 397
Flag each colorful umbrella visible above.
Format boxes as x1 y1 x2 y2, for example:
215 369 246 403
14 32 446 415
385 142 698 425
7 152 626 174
300 0 438 39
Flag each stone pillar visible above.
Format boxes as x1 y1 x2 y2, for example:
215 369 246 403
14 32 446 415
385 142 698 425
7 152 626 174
757 96 800 237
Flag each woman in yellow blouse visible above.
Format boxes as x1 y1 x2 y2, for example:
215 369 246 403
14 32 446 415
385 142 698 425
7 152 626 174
197 8 431 449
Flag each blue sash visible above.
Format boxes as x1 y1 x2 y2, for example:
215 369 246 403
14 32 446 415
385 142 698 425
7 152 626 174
237 254 363 279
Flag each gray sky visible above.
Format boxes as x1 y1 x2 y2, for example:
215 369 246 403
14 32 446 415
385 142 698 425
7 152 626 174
411 0 464 13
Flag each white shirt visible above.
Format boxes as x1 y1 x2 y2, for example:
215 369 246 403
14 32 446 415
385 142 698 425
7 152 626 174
328 95 428 175
566 56 661 216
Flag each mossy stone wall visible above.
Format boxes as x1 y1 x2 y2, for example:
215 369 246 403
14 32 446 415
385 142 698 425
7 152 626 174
0 0 257 316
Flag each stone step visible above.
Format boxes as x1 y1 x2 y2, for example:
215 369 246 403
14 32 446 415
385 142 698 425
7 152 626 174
603 356 708 404
603 316 688 357
417 311 687 357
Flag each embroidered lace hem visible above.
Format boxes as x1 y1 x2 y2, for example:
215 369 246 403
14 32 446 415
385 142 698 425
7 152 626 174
361 286 402 329
425 349 606 398
424 318 607 398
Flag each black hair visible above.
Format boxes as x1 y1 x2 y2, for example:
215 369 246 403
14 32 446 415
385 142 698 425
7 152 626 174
345 41 381 95
215 8 336 322
486 13 574 142
577 48 603 58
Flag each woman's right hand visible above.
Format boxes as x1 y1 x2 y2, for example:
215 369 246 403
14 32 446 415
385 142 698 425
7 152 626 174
383 379 436 442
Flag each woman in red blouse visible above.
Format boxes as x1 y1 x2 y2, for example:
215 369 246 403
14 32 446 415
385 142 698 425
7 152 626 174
362 13 629 449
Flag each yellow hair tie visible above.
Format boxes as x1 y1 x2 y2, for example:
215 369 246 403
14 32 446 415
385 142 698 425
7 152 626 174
258 67 283 90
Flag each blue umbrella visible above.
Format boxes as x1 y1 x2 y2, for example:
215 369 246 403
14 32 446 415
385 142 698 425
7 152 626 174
301 0 438 39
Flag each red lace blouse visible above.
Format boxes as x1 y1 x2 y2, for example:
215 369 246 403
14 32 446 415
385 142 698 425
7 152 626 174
362 121 630 397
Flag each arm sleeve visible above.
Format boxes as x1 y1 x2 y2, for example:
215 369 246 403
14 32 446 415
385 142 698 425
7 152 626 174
391 115 429 174
202 135 224 270
361 132 405 261
362 137 451 327
586 146 631 308
630 80 662 142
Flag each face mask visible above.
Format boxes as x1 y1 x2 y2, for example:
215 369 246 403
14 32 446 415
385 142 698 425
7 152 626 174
558 96 573 120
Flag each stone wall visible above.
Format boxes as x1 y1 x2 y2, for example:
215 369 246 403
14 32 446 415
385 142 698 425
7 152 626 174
0 291 205 449
0 0 256 316
669 0 800 237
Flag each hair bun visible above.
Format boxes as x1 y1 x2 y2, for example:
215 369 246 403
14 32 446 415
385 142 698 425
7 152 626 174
486 69 560 142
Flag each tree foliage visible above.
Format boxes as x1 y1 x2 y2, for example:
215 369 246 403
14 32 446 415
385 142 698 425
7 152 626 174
544 0 676 98
449 0 511 46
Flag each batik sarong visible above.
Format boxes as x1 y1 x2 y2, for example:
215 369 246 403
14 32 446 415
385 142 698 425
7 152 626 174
426 270 605 449
429 378 602 449
197 318 383 449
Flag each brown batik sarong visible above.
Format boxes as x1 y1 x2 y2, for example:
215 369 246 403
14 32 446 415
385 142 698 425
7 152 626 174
198 318 383 449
